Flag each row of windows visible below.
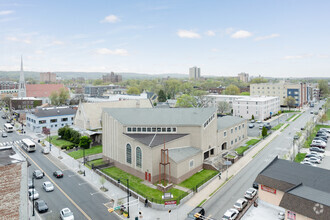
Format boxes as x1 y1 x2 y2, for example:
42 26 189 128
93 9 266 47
126 127 177 133
126 144 142 168
26 117 73 124
204 114 215 128
230 135 245 145
228 123 245 134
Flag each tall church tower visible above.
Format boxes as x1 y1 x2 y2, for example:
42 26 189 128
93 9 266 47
18 56 26 98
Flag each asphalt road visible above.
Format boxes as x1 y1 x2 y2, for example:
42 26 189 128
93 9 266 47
0 112 119 220
203 101 324 220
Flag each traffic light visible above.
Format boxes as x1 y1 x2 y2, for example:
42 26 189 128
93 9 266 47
194 213 201 218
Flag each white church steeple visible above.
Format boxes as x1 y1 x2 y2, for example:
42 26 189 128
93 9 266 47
18 56 26 98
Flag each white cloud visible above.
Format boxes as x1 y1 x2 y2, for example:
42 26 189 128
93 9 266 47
101 14 120 23
255 33 280 41
95 48 128 56
206 30 215 36
6 36 31 44
0 10 14 16
177 30 200 39
51 40 64 45
231 30 252 39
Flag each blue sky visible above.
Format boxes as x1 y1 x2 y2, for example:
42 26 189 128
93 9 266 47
1 0 330 77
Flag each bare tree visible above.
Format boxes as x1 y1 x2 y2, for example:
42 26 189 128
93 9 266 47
217 101 230 114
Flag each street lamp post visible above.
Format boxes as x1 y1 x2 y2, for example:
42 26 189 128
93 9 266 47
83 147 85 165
32 176 35 216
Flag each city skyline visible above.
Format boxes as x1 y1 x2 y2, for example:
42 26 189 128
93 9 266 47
1 0 330 77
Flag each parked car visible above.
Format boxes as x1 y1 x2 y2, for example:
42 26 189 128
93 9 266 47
310 143 326 149
293 135 299 140
1 115 6 119
42 147 50 154
250 120 255 123
28 178 33 189
317 131 330 138
311 140 327 147
33 170 44 179
264 123 271 130
43 181 54 192
222 208 239 220
60 208 74 220
28 189 39 200
53 170 64 178
252 182 259 189
320 128 330 133
257 121 262 124
233 198 248 211
300 161 317 167
309 151 324 159
248 124 254 128
278 212 285 220
259 124 264 129
186 207 205 220
313 137 327 143
244 188 257 199
309 147 325 153
2 132 7 138
35 200 48 213
305 154 322 161
310 111 314 114
307 157 321 164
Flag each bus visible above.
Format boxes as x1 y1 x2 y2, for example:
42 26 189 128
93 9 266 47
4 123 13 133
22 138 36 152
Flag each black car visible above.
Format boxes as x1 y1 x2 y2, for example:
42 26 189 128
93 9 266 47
252 182 259 189
186 207 205 220
53 170 64 178
1 115 6 119
33 170 44 179
315 133 328 139
35 200 48 213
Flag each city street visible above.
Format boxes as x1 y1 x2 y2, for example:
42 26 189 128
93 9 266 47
0 112 119 220
203 102 324 219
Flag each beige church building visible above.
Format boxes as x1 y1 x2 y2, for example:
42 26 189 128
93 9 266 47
102 108 247 184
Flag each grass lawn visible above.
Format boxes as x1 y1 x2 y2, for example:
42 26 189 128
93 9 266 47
85 158 105 169
286 114 297 121
271 123 284 131
102 167 187 203
282 110 301 113
327 109 330 119
292 114 302 121
245 139 260 146
303 125 330 148
68 145 102 159
178 170 218 189
46 135 73 147
294 153 306 163
235 146 249 155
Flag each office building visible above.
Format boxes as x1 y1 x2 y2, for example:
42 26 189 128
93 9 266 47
189 67 201 80
40 72 56 83
237 72 249 83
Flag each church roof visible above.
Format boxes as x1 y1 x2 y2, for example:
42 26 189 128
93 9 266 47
26 84 67 98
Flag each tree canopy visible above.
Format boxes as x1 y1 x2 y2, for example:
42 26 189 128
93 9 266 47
175 94 197 108
127 86 140 95
285 96 296 110
79 136 92 149
224 84 240 95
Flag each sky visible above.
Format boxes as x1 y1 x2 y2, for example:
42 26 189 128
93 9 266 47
1 0 330 77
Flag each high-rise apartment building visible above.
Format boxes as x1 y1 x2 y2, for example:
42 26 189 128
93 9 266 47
238 72 249 83
102 72 122 83
40 72 57 83
189 66 201 80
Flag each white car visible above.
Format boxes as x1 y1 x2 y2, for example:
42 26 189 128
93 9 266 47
300 161 317 167
43 181 54 192
311 140 326 147
308 157 321 164
42 147 50 154
60 208 74 220
244 188 257 199
28 189 39 200
310 151 324 159
222 208 239 220
257 121 262 124
233 198 248 211
320 128 330 133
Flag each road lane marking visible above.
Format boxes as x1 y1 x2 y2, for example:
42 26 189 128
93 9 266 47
68 174 78 177
18 144 91 220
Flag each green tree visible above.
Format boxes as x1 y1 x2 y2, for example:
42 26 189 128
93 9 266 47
318 80 329 97
93 79 103 86
224 84 240 95
63 128 72 141
49 91 60 106
1 96 11 107
262 126 268 138
58 127 67 137
250 77 268 84
58 88 70 105
252 115 255 120
79 136 92 149
175 94 197 108
285 96 296 110
217 101 230 114
158 89 167 102
127 86 140 95
320 113 328 125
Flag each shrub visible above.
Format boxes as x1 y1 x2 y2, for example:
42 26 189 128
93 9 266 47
251 115 255 120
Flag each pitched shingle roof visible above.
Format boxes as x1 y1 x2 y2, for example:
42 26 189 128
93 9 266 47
124 133 188 148
103 108 216 126
26 84 67 97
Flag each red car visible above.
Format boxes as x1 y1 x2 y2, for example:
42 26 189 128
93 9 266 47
53 170 64 178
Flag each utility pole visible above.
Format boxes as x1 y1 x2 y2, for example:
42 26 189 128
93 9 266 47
32 177 35 216
127 179 130 218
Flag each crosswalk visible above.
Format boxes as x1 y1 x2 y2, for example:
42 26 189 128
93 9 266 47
0 140 22 146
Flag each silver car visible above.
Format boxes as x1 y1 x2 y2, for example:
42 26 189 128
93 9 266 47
28 189 39 200
43 181 54 192
244 188 257 199
233 198 248 211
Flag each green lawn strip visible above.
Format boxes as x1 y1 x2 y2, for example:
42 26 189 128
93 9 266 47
68 145 102 159
178 170 218 189
101 167 187 203
245 139 260 146
46 135 73 147
209 175 233 197
271 123 284 130
292 113 302 122
235 146 249 155
327 109 330 119
282 110 301 113
294 153 307 163
280 124 290 132
286 114 297 122
303 125 330 148
198 199 207 207
85 158 105 169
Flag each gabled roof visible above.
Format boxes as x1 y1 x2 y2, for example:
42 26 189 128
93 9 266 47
169 147 201 163
124 133 188 148
26 84 66 98
103 107 217 126
217 116 246 130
